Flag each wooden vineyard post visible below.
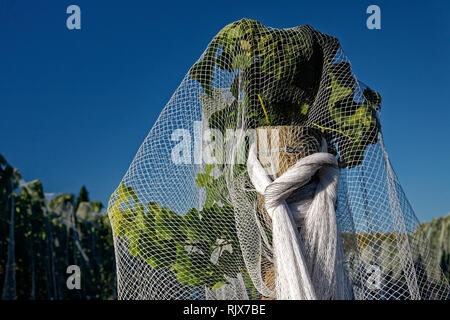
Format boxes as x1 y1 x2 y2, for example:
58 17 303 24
255 126 322 300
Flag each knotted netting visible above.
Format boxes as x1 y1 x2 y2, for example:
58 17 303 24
107 19 449 300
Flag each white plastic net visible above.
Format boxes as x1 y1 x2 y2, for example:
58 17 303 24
107 19 449 300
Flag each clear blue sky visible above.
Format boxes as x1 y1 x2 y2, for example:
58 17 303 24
0 0 449 221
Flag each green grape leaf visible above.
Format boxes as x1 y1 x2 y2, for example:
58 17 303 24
154 207 185 243
171 245 208 287
211 282 228 291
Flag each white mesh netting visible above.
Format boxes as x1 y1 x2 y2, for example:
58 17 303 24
107 19 449 300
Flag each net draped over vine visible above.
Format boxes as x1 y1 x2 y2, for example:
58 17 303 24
108 19 449 300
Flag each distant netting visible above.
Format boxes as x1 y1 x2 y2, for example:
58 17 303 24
108 19 449 300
